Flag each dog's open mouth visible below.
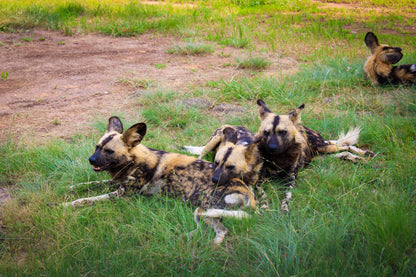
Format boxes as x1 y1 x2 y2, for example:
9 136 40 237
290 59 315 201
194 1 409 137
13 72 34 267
92 164 112 172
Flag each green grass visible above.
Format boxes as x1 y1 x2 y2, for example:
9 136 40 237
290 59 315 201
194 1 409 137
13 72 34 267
167 42 214 55
1 0 416 276
236 55 271 70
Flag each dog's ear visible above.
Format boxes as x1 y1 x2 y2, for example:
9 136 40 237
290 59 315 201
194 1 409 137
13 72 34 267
245 138 260 159
122 122 147 148
223 127 237 143
380 50 403 65
106 116 123 134
364 32 380 53
289 104 305 124
257 99 272 120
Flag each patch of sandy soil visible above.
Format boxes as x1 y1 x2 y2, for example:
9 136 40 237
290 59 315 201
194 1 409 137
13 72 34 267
0 30 298 144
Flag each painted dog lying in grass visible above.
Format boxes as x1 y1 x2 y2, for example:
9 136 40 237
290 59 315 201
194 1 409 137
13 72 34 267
364 32 416 85
64 117 256 245
255 99 374 211
184 125 267 208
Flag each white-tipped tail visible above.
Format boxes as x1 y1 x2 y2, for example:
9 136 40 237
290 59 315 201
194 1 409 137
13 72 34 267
183 146 204 155
335 127 361 146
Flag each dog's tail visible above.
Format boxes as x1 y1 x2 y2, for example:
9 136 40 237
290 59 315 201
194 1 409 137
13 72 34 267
183 145 204 155
331 127 361 146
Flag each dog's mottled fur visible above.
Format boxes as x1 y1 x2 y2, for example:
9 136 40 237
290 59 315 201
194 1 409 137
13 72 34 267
184 125 269 209
256 99 374 211
64 117 256 245
186 125 262 187
364 32 416 86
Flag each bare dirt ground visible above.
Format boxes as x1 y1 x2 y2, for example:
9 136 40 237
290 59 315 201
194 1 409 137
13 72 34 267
0 30 298 144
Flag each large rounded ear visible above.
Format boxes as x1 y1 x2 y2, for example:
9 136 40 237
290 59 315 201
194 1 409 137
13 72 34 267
106 116 123 134
223 127 238 143
364 32 380 53
380 51 403 65
122 122 147 148
257 99 272 120
289 104 305 124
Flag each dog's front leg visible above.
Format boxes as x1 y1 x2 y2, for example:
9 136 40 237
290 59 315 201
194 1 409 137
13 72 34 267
63 187 125 208
281 171 297 213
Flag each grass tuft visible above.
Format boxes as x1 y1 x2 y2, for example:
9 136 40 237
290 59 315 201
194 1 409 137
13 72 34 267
167 42 214 55
236 55 271 70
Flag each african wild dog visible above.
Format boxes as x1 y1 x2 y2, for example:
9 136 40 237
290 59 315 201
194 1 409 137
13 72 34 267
256 99 374 211
185 125 262 187
364 32 416 85
63 117 256 245
184 125 267 208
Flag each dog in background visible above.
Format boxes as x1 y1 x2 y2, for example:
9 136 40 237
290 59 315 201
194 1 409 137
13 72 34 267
64 117 256 245
256 99 374 211
364 32 416 85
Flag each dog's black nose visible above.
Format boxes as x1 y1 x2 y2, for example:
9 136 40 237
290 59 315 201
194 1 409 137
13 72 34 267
212 175 219 183
89 155 96 165
268 143 277 150
394 47 402 52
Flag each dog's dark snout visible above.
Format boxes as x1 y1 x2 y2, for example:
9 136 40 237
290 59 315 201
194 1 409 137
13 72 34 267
267 136 278 151
89 153 98 165
268 143 277 150
394 47 402 52
88 156 95 164
212 168 223 184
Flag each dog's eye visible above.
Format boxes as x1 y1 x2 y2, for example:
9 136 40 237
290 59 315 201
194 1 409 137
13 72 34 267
278 130 287 136
104 149 114 154
226 165 235 170
214 162 219 166
263 130 270 137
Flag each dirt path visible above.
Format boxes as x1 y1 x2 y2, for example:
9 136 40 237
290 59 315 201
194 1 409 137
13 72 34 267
0 30 298 144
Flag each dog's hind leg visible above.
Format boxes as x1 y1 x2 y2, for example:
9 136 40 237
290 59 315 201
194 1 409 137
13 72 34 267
198 134 223 159
193 208 228 245
183 146 205 156
192 207 250 245
204 217 228 245
63 187 125 207
335 151 366 163
183 135 221 158
317 127 374 158
188 207 203 238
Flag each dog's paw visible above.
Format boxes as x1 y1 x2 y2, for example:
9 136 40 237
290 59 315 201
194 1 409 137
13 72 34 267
364 150 376 157
280 201 290 213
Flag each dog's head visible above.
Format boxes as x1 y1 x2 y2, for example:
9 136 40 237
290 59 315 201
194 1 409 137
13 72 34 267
211 127 260 186
364 32 403 84
256 99 304 154
89 117 146 175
